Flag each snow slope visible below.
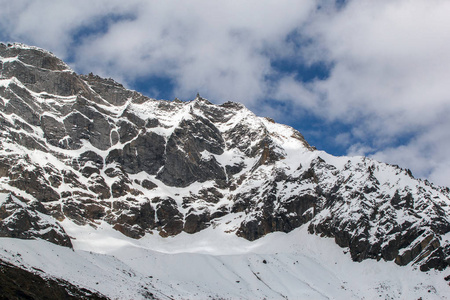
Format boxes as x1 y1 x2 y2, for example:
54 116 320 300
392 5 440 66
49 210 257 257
1 223 449 300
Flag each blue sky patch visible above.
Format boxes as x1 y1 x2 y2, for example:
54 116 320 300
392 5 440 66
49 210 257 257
130 74 176 100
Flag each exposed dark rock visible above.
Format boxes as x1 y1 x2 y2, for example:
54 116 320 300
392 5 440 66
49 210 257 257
81 165 100 178
118 120 138 143
104 166 122 178
184 210 211 234
155 115 227 187
106 132 165 175
0 158 11 178
419 243 450 271
0 44 68 71
210 206 229 220
82 72 148 106
62 170 85 189
41 115 67 147
110 201 156 238
113 223 143 239
251 136 285 170
62 199 88 226
12 118 34 133
226 162 245 177
198 187 224 203
111 177 132 198
391 191 414 209
45 202 65 221
155 197 184 237
78 150 104 169
1 53 87 96
84 203 106 220
68 97 113 150
308 190 450 270
8 130 48 151
145 118 160 128
88 175 111 199
8 163 60 202
0 259 109 300
141 179 158 190
63 112 91 149
0 193 72 248
110 129 119 145
237 194 316 241
121 109 146 127
47 174 62 188
3 85 41 126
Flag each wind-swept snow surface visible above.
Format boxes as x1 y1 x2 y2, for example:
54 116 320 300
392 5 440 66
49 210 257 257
1 223 449 300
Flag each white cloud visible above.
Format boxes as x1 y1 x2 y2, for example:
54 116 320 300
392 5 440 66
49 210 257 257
273 0 450 185
372 117 450 187
334 132 351 147
280 0 450 125
72 0 316 103
347 143 375 157
0 0 317 104
0 0 136 57
274 76 320 111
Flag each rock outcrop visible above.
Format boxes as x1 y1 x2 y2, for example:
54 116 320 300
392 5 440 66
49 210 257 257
0 193 72 248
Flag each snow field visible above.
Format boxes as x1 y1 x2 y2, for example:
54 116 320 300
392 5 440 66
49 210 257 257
1 221 449 300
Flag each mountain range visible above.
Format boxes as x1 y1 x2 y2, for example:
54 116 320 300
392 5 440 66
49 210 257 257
1 42 450 299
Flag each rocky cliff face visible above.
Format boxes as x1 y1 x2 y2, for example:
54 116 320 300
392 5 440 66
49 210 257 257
1 43 449 272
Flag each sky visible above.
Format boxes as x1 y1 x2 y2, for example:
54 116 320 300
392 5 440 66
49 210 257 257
1 0 450 187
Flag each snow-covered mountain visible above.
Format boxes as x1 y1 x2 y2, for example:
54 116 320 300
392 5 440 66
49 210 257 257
1 43 450 299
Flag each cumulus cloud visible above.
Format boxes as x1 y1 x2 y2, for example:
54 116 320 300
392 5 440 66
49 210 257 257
274 0 450 185
0 0 136 57
372 118 450 187
1 0 450 186
72 0 316 103
306 0 450 127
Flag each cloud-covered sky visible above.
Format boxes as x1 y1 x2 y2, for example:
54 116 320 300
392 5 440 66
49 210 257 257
1 0 450 187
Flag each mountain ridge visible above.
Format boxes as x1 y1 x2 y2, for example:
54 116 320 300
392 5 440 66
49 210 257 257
1 42 450 298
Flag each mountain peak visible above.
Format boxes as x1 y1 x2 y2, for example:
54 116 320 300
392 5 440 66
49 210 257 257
1 43 449 282
1 42 72 72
